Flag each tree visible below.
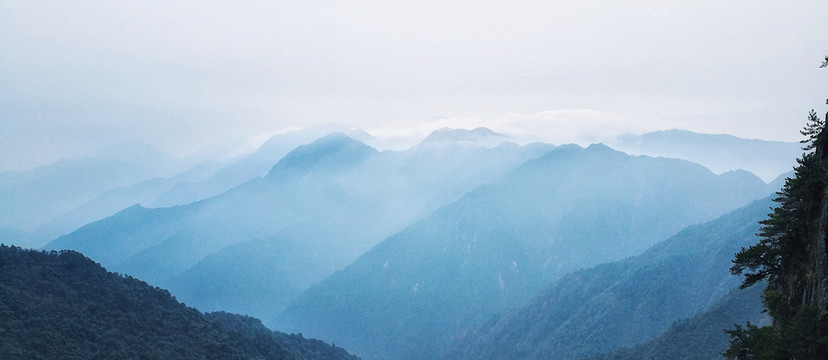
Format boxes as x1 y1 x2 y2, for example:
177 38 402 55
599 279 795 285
726 57 828 359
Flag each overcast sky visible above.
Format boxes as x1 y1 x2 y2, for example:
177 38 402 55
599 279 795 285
2 0 827 171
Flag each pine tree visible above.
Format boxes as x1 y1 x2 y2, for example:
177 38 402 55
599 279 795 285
726 58 828 359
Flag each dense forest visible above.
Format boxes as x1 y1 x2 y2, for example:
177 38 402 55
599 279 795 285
728 60 828 359
0 244 358 360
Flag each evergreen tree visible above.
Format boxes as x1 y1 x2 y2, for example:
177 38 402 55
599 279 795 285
727 57 828 359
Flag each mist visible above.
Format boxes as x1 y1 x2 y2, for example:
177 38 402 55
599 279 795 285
2 0 826 171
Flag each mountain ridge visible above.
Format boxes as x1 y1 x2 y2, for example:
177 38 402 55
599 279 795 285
45 132 553 322
612 129 800 182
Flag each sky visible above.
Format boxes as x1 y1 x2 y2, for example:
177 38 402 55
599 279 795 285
2 0 827 171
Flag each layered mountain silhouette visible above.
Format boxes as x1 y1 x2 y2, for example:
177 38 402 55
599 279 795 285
150 126 374 208
612 129 801 182
0 139 213 248
24 160 222 248
271 144 771 360
25 128 795 360
46 134 385 286
45 131 550 321
0 128 374 249
0 157 163 237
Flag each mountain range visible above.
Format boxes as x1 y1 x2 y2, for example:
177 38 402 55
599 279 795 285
45 130 552 321
5 127 799 359
271 143 772 360
612 129 801 182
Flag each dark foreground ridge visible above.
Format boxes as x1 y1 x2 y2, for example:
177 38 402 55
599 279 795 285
0 244 358 360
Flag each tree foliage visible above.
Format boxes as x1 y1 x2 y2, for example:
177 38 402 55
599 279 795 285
731 109 827 291
727 59 828 358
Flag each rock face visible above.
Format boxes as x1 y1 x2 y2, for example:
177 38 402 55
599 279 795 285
779 115 828 327
805 117 828 316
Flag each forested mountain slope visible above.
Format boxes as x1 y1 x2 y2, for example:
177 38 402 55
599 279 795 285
0 244 358 360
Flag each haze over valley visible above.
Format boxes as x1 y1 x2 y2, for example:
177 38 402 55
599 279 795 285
0 124 808 358
2 1 828 359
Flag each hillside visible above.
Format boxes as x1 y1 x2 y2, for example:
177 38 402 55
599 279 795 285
596 284 768 360
0 244 358 360
448 197 773 360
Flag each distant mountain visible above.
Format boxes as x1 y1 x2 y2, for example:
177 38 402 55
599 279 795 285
271 144 772 360
0 155 166 237
23 160 222 248
46 133 381 286
595 284 769 360
0 244 358 360
151 126 375 208
164 138 553 321
448 196 773 360
46 132 550 321
267 133 377 178
0 138 202 247
89 136 188 178
612 129 801 182
418 127 508 148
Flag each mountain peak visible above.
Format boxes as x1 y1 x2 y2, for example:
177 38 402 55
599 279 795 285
585 143 615 152
266 133 377 178
418 127 508 148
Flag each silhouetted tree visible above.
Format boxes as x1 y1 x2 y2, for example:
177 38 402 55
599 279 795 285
727 57 828 359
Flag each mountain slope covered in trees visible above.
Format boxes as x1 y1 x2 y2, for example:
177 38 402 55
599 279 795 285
0 244 358 360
